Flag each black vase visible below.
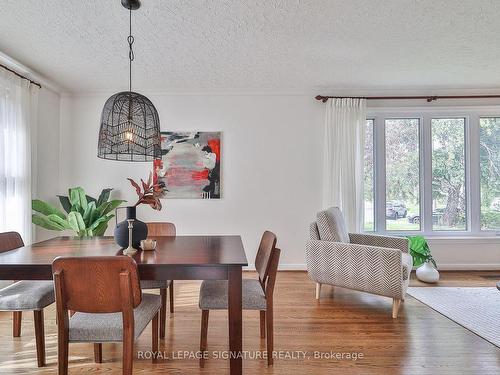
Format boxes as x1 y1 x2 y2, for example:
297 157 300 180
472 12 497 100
114 206 148 248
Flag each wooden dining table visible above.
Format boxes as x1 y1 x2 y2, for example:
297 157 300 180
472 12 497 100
0 235 248 375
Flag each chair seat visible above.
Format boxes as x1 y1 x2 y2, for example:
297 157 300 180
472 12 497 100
402 253 413 280
199 279 266 310
69 293 161 343
0 281 55 311
140 279 171 289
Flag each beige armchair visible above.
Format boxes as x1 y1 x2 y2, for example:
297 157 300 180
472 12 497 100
306 207 412 318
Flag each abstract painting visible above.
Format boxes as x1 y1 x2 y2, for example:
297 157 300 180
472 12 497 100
154 131 221 199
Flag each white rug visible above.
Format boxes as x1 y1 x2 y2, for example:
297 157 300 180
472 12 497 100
407 287 500 348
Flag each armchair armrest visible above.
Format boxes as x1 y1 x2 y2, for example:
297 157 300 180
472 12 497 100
349 233 409 253
305 240 405 299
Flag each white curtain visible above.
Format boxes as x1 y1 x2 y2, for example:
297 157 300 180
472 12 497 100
0 68 39 245
322 98 366 232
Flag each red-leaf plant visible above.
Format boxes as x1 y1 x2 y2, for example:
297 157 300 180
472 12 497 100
127 172 166 211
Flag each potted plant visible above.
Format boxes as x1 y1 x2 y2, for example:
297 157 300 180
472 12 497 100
32 187 125 237
407 235 439 283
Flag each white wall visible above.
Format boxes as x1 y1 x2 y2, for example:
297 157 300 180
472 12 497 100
4 49 498 269
56 93 500 270
59 93 324 267
428 237 500 270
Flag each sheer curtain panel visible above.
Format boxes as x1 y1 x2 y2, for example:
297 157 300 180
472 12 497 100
0 68 39 244
322 98 366 232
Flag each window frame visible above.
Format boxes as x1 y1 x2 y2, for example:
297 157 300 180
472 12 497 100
383 117 423 232
478 116 500 232
365 106 500 237
364 118 376 232
429 116 469 232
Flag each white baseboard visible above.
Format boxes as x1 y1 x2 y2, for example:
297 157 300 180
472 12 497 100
245 263 307 271
246 263 500 271
433 263 500 271
277 263 308 271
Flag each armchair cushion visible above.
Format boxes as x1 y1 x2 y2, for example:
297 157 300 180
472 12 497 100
316 207 349 243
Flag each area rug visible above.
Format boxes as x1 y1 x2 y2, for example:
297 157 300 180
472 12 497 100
407 287 500 347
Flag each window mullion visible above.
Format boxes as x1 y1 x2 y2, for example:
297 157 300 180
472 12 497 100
468 113 481 233
375 114 387 234
422 114 433 234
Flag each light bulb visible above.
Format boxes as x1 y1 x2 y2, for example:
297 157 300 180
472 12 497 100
125 131 133 141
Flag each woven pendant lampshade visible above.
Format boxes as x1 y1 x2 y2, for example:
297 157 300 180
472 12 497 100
97 0 161 162
98 91 161 161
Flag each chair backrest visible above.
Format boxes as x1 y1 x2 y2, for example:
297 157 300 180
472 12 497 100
147 222 176 237
0 231 24 253
264 247 281 299
52 256 142 313
254 231 277 287
316 207 350 243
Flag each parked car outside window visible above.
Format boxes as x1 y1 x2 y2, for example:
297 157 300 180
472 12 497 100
386 201 407 220
407 208 452 225
491 197 500 211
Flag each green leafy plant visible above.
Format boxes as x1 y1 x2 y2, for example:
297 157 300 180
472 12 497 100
407 235 437 268
32 187 125 237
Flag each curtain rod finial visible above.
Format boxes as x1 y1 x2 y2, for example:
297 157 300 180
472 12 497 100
315 95 328 103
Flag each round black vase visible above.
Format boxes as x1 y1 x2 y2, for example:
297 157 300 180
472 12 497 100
114 206 148 248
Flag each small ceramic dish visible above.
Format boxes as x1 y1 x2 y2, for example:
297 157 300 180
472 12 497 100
140 239 157 251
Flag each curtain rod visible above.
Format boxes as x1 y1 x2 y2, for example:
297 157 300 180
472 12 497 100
315 94 500 103
0 63 42 88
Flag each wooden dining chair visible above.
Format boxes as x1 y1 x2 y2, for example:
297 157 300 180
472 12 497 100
141 222 176 339
0 231 55 367
52 256 160 375
198 231 280 367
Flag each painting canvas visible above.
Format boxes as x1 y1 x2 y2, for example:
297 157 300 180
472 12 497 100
154 131 221 199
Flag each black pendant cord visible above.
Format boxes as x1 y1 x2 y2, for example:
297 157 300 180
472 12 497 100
127 7 134 93
98 0 162 163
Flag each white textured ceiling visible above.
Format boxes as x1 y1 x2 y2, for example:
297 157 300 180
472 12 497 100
1 0 500 93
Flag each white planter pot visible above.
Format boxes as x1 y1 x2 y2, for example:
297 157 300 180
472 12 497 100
416 261 440 283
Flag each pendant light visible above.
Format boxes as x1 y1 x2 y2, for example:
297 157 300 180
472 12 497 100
98 0 161 162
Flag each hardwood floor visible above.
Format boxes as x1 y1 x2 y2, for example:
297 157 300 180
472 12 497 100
0 271 499 374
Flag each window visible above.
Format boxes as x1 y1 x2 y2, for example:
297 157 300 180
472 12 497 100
364 119 375 231
0 73 36 244
480 118 500 230
363 110 500 236
385 119 420 231
431 118 466 230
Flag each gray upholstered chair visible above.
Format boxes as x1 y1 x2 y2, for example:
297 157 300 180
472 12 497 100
199 231 280 367
140 222 176 339
53 256 160 375
306 207 412 318
0 231 55 367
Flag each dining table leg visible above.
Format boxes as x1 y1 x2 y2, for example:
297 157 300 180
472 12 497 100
228 265 242 375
